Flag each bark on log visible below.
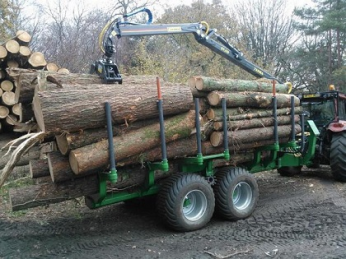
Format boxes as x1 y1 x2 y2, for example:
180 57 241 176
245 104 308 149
213 115 300 131
119 135 290 167
33 83 193 133
207 106 302 121
55 118 158 155
210 124 301 147
193 76 289 93
207 91 300 108
0 145 40 170
7 68 163 104
7 164 30 181
69 110 196 175
29 159 49 178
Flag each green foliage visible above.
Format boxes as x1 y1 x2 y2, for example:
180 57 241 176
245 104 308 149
286 0 346 92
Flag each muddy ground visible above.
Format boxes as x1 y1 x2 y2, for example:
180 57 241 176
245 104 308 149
1 166 346 259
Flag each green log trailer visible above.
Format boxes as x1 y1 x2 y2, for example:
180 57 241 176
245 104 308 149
84 78 319 232
86 8 321 232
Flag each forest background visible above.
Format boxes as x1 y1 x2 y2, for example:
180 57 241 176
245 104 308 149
1 0 345 93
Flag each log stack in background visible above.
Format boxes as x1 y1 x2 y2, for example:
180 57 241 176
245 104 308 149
0 30 69 133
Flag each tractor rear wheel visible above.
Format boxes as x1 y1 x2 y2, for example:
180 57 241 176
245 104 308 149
214 167 258 220
330 132 346 182
157 173 215 232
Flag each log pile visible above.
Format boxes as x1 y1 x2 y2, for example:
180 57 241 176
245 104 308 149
189 76 302 148
0 30 70 134
1 56 302 212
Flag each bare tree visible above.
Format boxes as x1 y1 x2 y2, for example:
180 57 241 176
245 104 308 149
231 0 295 80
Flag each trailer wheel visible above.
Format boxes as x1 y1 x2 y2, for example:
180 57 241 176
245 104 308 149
330 132 346 182
157 173 215 232
214 167 258 220
277 166 302 177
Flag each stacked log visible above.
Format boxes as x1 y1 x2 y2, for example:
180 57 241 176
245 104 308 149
0 30 69 133
189 76 301 148
2 72 302 211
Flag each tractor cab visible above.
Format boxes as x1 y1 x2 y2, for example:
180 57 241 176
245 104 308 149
300 89 346 131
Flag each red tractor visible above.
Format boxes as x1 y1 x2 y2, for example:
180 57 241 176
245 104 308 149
300 86 346 181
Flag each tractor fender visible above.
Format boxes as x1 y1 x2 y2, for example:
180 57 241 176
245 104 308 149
327 120 346 133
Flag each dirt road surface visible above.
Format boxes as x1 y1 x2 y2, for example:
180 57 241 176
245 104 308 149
1 166 346 259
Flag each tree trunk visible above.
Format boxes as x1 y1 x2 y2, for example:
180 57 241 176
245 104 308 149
7 68 161 104
33 83 193 133
213 115 299 131
7 164 30 181
0 145 40 170
210 124 301 147
207 91 300 108
193 76 289 93
55 118 159 155
29 159 49 178
69 110 196 175
208 106 302 122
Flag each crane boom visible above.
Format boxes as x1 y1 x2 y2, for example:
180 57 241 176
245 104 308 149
92 8 281 84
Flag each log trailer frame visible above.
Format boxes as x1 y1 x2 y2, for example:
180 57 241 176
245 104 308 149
87 8 321 232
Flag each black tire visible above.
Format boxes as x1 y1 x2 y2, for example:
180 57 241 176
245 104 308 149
156 173 215 232
277 166 302 177
214 167 259 220
330 132 346 182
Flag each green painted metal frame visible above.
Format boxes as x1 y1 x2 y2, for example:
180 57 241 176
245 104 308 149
248 120 319 173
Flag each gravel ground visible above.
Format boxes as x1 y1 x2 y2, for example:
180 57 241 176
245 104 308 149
1 166 346 259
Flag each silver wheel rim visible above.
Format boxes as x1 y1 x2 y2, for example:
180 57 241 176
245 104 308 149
182 190 207 221
232 182 252 211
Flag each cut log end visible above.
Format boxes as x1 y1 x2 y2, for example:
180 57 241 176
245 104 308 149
0 46 7 59
7 60 19 68
210 131 223 147
28 52 47 67
5 40 20 54
0 105 10 119
1 91 16 106
46 63 59 72
195 77 204 91
207 91 221 106
19 46 31 57
55 133 70 155
1 80 14 92
16 30 32 45
57 68 70 74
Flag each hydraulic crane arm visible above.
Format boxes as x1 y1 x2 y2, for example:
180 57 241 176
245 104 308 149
93 8 281 83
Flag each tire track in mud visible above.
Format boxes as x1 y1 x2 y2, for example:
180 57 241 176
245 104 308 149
1 170 346 258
